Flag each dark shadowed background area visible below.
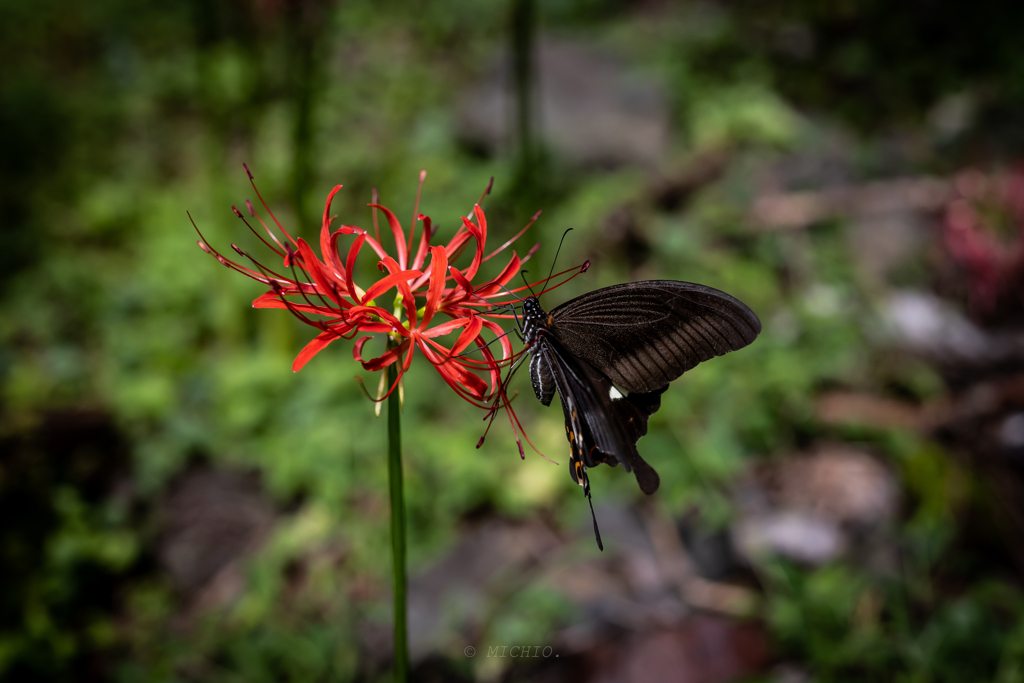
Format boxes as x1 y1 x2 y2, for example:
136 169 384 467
3 1 1024 681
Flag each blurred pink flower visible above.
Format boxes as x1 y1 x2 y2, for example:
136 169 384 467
943 167 1024 318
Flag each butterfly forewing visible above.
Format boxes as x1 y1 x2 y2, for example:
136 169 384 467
548 280 761 394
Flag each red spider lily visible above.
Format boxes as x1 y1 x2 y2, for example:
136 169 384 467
943 167 1024 318
194 166 586 456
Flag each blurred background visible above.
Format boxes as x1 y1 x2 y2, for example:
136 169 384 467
3 0 1024 681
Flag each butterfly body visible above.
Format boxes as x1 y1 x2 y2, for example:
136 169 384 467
521 280 761 498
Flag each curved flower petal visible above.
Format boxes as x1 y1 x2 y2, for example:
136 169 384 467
361 339 410 371
458 205 488 280
367 203 409 270
419 245 448 328
293 330 341 372
294 237 349 302
375 256 418 327
320 185 347 277
253 294 341 317
353 336 374 362
479 318 514 363
345 231 368 301
419 317 476 338
419 339 489 399
361 267 423 305
475 251 522 298
449 266 474 299
411 213 433 270
348 304 408 335
441 229 474 269
450 315 484 356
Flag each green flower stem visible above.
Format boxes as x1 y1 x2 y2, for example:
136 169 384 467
387 362 408 682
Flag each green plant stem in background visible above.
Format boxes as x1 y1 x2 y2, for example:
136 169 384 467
510 0 544 208
511 0 535 171
387 362 409 682
286 1 319 232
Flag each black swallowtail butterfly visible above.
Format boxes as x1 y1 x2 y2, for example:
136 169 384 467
515 277 761 549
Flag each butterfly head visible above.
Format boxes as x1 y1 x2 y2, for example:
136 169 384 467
521 296 548 344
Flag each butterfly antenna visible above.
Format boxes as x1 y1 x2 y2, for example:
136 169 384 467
541 229 573 296
465 288 518 314
519 269 537 297
495 282 528 304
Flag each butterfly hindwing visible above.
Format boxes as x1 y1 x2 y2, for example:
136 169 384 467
539 336 663 494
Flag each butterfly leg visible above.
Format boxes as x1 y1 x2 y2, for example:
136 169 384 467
476 352 531 449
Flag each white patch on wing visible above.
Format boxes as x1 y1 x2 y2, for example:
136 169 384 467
609 386 624 400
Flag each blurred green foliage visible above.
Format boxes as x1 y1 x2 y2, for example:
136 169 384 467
3 0 1024 681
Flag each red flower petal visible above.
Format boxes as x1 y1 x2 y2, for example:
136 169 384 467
353 336 374 362
419 317 474 338
450 315 484 356
292 330 340 372
475 251 521 297
361 267 423 305
449 266 473 298
253 294 338 316
348 305 408 335
376 256 418 327
367 203 409 270
361 339 409 371
411 213 433 270
294 238 348 302
319 185 347 276
345 232 368 302
419 341 489 399
420 245 448 328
